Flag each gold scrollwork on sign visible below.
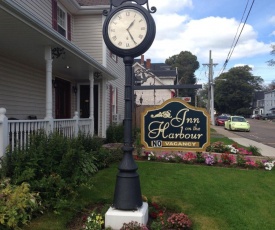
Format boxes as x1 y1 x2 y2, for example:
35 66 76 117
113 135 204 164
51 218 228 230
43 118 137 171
151 110 172 118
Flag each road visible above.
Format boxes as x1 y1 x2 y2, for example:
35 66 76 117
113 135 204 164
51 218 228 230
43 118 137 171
215 118 275 148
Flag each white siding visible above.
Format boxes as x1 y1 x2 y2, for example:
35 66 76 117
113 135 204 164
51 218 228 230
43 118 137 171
12 0 52 27
106 52 125 124
264 90 275 114
73 15 103 63
0 57 46 119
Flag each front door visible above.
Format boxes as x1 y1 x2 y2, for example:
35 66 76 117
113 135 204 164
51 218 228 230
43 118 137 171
80 85 98 135
55 78 71 119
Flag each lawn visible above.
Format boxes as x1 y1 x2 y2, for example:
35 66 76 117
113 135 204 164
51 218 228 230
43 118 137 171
22 129 272 229
24 161 275 230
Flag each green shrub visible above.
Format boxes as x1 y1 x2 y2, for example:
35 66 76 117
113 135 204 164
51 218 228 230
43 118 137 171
206 141 230 153
0 178 43 229
236 154 246 167
1 130 126 213
74 133 104 152
2 131 102 212
106 123 124 143
247 145 262 156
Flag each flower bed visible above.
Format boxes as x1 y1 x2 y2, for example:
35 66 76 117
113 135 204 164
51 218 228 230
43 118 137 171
71 200 192 230
141 142 275 171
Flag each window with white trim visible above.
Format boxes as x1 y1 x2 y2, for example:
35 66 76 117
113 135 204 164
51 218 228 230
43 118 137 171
52 0 71 40
57 5 67 37
112 87 117 114
110 52 118 63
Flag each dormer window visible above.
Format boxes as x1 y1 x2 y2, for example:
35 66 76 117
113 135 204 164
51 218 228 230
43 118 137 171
57 6 66 37
52 0 71 40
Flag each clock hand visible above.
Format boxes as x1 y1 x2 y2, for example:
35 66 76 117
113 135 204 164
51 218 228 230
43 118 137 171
127 20 135 30
127 20 137 44
127 30 137 45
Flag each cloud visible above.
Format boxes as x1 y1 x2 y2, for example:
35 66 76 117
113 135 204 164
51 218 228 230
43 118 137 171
146 15 270 65
234 64 254 69
149 0 193 14
269 16 275 25
142 0 274 84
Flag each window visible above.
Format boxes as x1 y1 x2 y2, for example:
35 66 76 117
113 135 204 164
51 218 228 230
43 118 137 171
57 6 66 37
110 52 118 62
52 0 71 40
112 87 118 114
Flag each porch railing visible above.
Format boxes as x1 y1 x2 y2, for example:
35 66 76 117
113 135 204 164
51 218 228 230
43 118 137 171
0 109 93 157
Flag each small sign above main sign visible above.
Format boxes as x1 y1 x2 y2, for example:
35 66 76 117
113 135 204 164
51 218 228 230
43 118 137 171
181 97 191 102
141 98 210 151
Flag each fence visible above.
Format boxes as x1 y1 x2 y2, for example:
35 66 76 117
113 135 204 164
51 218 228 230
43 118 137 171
0 108 92 157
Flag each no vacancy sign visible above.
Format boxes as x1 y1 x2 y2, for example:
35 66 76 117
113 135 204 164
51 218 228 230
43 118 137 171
141 98 210 152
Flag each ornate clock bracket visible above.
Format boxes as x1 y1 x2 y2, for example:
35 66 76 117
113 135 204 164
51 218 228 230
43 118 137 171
103 0 156 16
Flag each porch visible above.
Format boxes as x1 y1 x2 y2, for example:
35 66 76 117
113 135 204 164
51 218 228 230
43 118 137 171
0 108 93 157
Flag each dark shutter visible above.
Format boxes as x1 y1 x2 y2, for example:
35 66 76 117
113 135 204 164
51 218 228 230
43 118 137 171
110 85 113 123
52 0 57 30
116 88 118 114
67 14 71 41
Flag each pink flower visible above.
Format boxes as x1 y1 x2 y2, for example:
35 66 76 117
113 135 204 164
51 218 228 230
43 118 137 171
183 152 197 161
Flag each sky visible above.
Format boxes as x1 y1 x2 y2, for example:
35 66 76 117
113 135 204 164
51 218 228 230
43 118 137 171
143 0 275 85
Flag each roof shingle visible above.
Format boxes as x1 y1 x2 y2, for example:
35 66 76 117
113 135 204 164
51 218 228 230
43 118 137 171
76 0 110 6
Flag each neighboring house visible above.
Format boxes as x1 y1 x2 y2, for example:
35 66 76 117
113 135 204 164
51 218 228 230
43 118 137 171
133 55 176 105
252 91 264 116
264 90 275 115
0 0 126 156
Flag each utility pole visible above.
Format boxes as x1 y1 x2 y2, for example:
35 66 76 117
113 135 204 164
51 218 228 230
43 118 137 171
203 50 218 125
175 67 179 97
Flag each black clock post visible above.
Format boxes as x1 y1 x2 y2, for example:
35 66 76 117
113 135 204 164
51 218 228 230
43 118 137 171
113 56 141 210
103 0 156 211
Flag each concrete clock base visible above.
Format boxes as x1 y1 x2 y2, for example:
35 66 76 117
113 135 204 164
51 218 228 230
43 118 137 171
105 202 148 230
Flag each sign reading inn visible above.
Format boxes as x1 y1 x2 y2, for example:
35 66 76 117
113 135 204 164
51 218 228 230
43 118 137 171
141 98 210 151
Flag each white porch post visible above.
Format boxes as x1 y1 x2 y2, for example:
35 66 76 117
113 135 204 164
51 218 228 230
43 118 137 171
89 71 95 136
0 108 8 158
45 46 53 120
73 111 79 137
101 79 107 138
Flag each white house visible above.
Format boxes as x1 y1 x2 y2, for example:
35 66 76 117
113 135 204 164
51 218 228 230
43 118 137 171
0 0 126 156
264 90 275 115
133 56 176 105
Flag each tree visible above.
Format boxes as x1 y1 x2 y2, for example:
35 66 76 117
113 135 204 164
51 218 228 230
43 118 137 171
268 80 275 90
266 45 275 89
214 65 263 116
165 51 199 105
267 44 275 66
196 84 208 108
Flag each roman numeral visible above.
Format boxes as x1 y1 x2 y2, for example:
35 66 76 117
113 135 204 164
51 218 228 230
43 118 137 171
112 36 117 41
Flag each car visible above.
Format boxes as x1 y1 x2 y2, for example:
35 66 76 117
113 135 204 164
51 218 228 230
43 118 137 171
251 114 262 120
224 116 250 132
215 115 229 126
261 114 275 120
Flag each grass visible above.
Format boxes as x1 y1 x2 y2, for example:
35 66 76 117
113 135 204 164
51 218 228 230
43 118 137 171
22 128 270 229
23 162 275 230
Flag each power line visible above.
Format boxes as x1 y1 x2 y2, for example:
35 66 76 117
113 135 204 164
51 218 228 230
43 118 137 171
218 0 255 76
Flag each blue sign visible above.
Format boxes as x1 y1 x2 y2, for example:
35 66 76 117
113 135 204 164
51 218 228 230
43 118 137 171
141 98 210 151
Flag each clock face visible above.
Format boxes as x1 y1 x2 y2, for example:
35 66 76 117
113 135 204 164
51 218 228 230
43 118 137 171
107 9 148 50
